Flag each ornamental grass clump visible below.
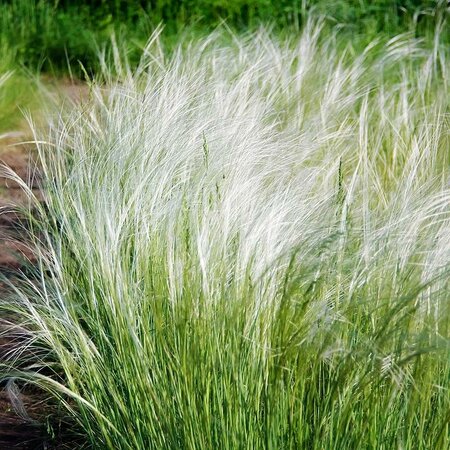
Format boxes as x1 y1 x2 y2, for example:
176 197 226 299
1 21 450 449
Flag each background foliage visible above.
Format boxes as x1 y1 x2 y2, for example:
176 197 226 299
0 0 448 73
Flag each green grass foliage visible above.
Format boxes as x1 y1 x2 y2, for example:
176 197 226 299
1 20 450 448
0 0 448 72
0 1 448 127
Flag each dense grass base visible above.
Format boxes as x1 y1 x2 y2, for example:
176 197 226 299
1 20 450 449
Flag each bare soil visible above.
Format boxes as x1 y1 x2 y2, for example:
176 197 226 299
0 133 43 449
0 135 38 271
0 80 89 449
0 134 64 449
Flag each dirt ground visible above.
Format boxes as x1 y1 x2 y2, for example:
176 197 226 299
0 79 88 449
0 132 47 449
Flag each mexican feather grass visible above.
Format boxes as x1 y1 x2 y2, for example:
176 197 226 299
1 21 450 449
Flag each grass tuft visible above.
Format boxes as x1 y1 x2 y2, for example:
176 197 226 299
1 21 450 449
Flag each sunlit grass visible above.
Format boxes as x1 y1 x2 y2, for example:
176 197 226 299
1 21 450 449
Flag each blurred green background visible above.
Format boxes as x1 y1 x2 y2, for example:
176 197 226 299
1 0 448 73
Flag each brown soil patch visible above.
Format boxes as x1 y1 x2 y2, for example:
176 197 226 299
0 79 89 449
0 390 51 450
0 135 59 449
0 136 38 269
40 76 90 105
